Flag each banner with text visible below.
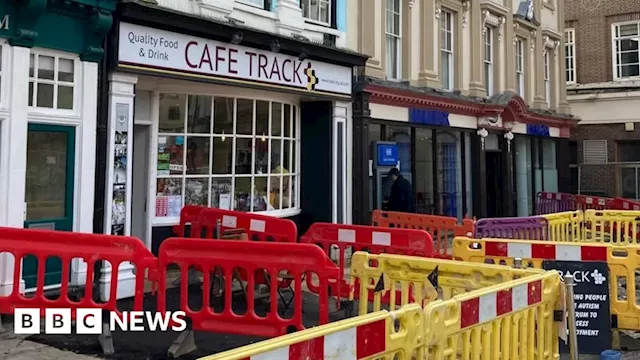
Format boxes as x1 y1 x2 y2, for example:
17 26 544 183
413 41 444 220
118 22 352 96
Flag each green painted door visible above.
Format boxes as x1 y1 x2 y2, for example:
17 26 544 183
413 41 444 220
23 124 75 289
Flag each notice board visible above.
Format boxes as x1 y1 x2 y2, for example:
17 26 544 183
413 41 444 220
543 260 612 355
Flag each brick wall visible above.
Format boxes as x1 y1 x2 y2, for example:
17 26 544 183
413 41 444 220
565 0 640 84
572 124 640 196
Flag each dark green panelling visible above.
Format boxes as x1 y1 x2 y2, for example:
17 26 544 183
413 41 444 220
0 0 116 62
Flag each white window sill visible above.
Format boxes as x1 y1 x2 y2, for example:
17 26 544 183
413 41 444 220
613 76 640 83
152 208 302 227
303 20 339 34
234 2 276 19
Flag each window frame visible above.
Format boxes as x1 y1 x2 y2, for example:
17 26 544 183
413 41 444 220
300 0 332 26
611 21 640 81
544 49 550 105
515 38 525 96
0 40 7 109
385 0 402 80
565 28 577 84
153 93 301 223
28 50 78 113
440 10 454 91
236 0 267 10
484 26 494 97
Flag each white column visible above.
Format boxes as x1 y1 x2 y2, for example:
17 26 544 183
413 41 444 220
69 61 99 287
0 46 30 296
275 0 304 36
100 72 138 301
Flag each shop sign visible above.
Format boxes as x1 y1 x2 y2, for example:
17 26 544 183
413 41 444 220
526 124 550 136
542 260 612 355
409 108 450 126
377 143 398 167
0 15 9 31
118 22 352 96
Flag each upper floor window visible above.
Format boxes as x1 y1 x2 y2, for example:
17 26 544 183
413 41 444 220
29 53 75 110
484 27 494 97
385 0 401 80
612 22 640 80
565 28 576 84
301 0 331 25
440 10 454 90
237 0 266 9
544 50 550 105
515 38 525 96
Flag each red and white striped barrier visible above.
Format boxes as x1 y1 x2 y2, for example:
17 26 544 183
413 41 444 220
460 279 542 328
240 319 386 359
484 241 607 261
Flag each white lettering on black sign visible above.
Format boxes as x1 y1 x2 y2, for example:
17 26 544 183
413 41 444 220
543 260 611 355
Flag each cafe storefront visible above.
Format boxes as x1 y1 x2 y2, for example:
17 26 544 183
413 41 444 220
95 1 367 299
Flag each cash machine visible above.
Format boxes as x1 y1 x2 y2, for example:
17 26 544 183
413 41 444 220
371 141 412 210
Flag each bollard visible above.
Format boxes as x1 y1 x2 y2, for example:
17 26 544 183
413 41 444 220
601 350 621 360
565 274 579 360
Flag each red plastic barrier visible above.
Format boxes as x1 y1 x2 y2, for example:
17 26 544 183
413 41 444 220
575 194 614 211
535 192 576 215
610 197 640 211
156 238 338 337
0 227 155 317
191 208 297 243
371 210 473 259
172 205 207 237
300 223 433 307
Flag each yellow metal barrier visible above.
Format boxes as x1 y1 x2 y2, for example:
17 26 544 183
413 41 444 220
453 236 640 330
583 209 640 244
542 210 583 242
350 252 563 359
197 303 425 360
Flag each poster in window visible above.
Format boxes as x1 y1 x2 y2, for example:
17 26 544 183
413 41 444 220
157 136 170 176
111 103 129 235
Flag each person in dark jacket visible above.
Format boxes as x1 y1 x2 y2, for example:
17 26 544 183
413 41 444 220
386 168 414 213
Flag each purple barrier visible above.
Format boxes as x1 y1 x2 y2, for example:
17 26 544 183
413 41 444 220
535 192 576 215
474 216 549 240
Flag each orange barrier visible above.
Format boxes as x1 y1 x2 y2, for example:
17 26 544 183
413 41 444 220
192 208 297 242
172 205 207 237
0 227 155 315
300 223 433 308
371 210 473 258
575 194 614 211
156 238 338 338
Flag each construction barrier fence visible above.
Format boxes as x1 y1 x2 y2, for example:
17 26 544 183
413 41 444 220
202 252 564 360
453 236 640 330
371 210 474 259
535 191 640 215
197 303 425 360
300 222 434 309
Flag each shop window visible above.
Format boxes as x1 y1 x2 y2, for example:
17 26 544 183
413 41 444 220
385 0 402 80
565 28 576 84
612 22 640 80
28 53 75 110
515 38 525 96
436 130 462 219
301 0 331 25
440 10 454 90
415 128 434 214
155 94 299 219
484 26 494 97
542 139 558 192
617 142 640 200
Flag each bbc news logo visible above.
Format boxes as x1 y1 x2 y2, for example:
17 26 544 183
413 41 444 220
14 308 187 334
